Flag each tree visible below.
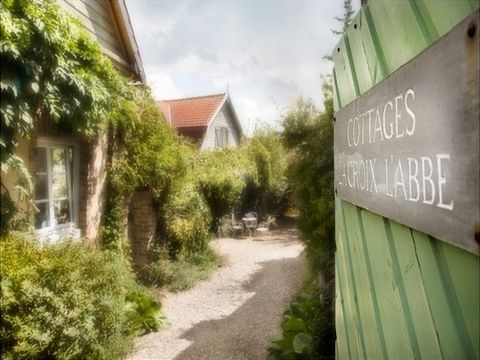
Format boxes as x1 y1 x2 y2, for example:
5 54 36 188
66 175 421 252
332 0 355 35
324 0 356 61
281 80 335 360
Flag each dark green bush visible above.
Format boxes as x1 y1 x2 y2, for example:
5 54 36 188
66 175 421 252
277 81 336 359
195 147 254 232
157 180 212 259
267 292 321 360
0 232 166 360
143 245 225 292
125 292 169 336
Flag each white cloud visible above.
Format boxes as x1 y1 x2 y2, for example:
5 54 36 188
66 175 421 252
126 0 359 129
145 69 183 100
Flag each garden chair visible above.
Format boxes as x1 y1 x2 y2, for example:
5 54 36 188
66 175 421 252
256 216 276 234
232 213 245 237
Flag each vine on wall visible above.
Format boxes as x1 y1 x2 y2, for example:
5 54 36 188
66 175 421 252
1 0 128 234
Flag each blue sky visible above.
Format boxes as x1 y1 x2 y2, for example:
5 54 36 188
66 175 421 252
126 0 360 134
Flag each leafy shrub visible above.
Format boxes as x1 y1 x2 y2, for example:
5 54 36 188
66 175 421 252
0 232 166 360
278 81 336 359
158 180 212 259
125 292 169 336
143 245 225 292
267 292 321 360
195 147 254 232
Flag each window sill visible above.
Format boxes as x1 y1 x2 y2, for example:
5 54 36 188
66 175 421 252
36 224 81 242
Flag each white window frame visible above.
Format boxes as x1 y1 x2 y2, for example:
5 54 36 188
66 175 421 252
35 138 81 241
215 126 229 148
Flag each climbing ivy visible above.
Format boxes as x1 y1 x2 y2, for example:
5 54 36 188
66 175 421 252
1 0 129 233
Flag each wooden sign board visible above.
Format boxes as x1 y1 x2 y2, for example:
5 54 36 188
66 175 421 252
334 10 479 254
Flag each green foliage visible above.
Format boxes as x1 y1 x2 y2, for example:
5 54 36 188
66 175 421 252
281 82 335 260
279 80 336 359
0 232 166 360
333 0 355 35
160 180 212 259
1 0 127 234
0 191 17 236
195 147 253 232
249 125 291 216
125 292 169 336
267 292 321 360
113 87 190 195
143 245 225 292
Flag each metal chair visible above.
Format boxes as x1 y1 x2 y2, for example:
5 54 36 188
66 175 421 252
232 213 245 236
256 216 276 234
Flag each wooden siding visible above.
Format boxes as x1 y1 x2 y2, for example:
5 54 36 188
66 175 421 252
58 0 133 76
201 106 241 150
333 2 479 359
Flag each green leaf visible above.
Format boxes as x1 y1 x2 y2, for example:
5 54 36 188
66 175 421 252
293 333 313 356
279 350 297 360
283 317 305 333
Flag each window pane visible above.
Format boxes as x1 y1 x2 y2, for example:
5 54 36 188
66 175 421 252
35 174 48 200
53 199 70 225
52 173 68 199
35 144 76 230
35 202 49 229
51 148 66 170
36 147 47 173
51 148 68 200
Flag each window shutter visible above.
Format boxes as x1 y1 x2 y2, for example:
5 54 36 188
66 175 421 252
215 127 221 148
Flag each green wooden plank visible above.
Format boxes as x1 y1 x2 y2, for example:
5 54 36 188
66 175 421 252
367 1 429 77
342 14 375 96
440 241 480 359
386 221 443 359
361 4 389 83
336 240 360 359
359 207 414 359
332 36 358 109
417 0 480 40
336 205 363 359
341 201 385 359
332 68 342 112
335 255 352 360
334 3 480 359
412 230 469 359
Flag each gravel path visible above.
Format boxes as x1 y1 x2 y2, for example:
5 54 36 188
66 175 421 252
127 225 307 360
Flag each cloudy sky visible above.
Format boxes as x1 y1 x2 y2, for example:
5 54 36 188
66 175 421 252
126 0 359 134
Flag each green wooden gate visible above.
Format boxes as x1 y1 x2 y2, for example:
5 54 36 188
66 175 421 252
333 1 479 359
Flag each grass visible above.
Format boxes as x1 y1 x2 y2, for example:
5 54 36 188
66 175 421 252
143 245 226 292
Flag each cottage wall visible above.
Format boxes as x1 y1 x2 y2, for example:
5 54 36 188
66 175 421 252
57 0 133 77
77 134 108 241
201 106 241 150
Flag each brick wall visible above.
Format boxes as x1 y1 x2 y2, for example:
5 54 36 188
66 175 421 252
129 190 156 271
78 134 108 241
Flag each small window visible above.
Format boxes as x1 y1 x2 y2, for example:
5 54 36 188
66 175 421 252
215 127 229 148
35 140 79 239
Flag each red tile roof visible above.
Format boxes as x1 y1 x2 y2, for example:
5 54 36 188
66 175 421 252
157 93 226 128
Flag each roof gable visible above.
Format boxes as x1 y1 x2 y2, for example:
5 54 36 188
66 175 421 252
157 93 244 148
157 94 226 128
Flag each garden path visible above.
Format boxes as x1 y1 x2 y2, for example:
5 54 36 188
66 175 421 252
127 220 307 360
